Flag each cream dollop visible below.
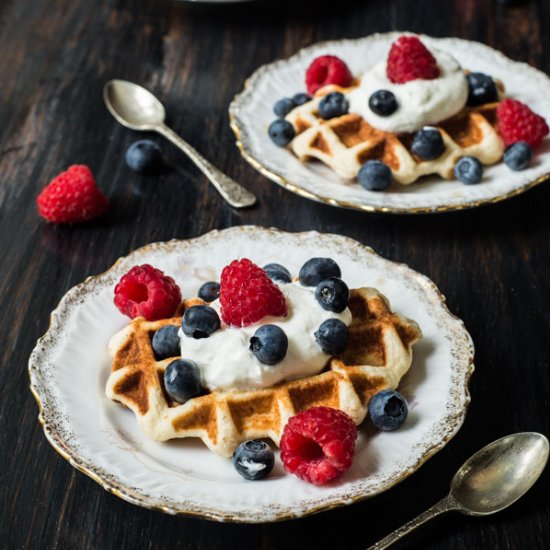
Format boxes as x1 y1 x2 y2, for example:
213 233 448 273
346 47 468 133
179 282 352 391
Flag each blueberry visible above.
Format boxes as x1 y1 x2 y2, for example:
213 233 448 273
503 141 532 171
368 90 398 116
263 263 291 284
151 325 181 360
125 140 163 174
249 324 288 365
454 156 483 184
315 277 349 313
268 119 295 147
198 281 220 302
411 127 445 160
314 318 348 355
232 440 274 481
273 97 296 118
181 305 220 339
466 72 498 107
368 390 408 431
292 92 312 106
163 359 203 404
318 92 349 119
357 160 392 191
299 257 341 287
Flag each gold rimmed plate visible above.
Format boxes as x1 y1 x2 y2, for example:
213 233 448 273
229 33 550 214
29 227 474 521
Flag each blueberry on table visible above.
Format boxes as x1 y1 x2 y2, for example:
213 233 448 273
314 318 349 355
163 359 203 404
503 141 532 171
292 92 312 106
268 119 295 146
368 90 398 116
411 127 445 160
125 140 163 174
466 72 498 106
299 257 341 287
357 160 392 191
368 390 408 431
273 97 296 118
454 156 483 184
263 263 291 284
232 440 275 481
249 324 288 365
181 305 220 339
198 281 220 302
315 277 349 313
152 325 181 359
318 92 349 119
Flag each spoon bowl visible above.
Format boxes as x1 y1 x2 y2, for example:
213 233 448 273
451 432 549 516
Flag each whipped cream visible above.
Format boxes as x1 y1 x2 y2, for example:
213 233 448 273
179 282 352 392
347 47 468 133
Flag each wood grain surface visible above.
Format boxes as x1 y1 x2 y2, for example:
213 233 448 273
1 0 549 548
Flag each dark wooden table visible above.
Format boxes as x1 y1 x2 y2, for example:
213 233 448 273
1 0 549 548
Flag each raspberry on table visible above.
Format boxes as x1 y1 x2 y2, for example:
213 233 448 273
114 264 182 321
386 36 440 84
280 406 357 485
219 258 287 327
305 55 353 95
497 98 549 148
36 164 109 224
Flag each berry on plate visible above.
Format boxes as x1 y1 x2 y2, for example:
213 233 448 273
314 318 348 355
368 390 408 431
411 127 445 160
466 72 498 106
299 257 341 287
315 277 349 313
292 92 312 106
268 119 295 146
36 164 109 224
125 140 163 174
273 97 296 118
280 406 357 485
263 263 292 284
503 141 532 171
497 98 549 147
305 55 353 95
454 156 483 184
181 305 221 339
249 324 288 365
357 160 393 191
386 35 440 84
318 92 349 120
368 89 398 117
232 440 275 481
220 258 287 327
163 359 203 404
152 325 181 359
114 264 182 321
198 281 221 302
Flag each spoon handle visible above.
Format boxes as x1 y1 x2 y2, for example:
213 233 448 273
367 495 456 550
156 124 256 208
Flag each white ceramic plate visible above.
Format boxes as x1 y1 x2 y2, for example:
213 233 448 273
29 227 474 522
230 33 550 214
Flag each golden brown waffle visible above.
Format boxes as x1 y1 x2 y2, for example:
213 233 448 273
286 88 505 184
106 288 421 457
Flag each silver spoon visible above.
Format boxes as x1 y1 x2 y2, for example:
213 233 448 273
103 79 256 208
369 432 549 549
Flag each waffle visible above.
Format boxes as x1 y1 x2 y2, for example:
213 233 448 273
286 87 505 184
106 288 422 457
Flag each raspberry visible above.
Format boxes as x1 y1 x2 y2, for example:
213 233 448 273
219 258 287 327
37 165 109 223
114 264 182 321
497 98 549 148
305 55 353 95
280 406 357 485
386 36 440 84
